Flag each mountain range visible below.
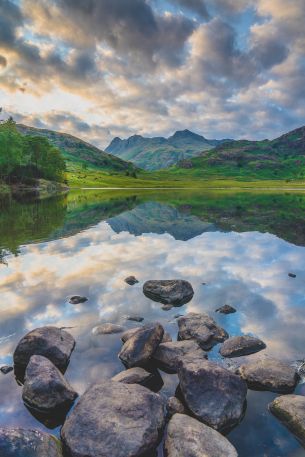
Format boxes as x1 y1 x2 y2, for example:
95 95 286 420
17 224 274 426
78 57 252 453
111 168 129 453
106 129 231 170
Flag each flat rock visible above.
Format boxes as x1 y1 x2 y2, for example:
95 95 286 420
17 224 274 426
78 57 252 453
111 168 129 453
237 358 298 393
126 315 144 322
125 276 139 285
220 335 266 358
153 340 207 373
178 359 247 432
269 395 305 447
177 313 228 350
119 323 164 368
166 398 186 419
216 305 236 314
0 365 13 375
164 414 238 457
22 355 78 414
92 324 125 335
61 381 166 457
69 296 88 304
121 327 171 344
143 280 194 306
0 428 63 457
112 367 154 385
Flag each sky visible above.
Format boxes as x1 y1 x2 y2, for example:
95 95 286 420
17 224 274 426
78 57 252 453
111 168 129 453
0 0 305 149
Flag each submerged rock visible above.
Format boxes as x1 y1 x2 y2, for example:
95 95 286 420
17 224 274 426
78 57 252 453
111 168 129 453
166 398 186 419
61 381 166 457
22 355 78 414
0 365 13 375
143 280 194 306
165 414 238 457
288 273 297 278
92 324 125 335
0 428 63 457
126 315 144 323
153 340 207 373
69 296 88 304
125 276 139 285
178 359 247 432
119 323 164 368
112 367 163 392
121 327 171 344
269 395 305 447
13 326 75 376
177 313 228 350
237 358 298 393
220 335 266 358
216 305 236 314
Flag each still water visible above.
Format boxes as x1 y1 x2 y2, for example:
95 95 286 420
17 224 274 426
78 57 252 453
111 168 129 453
1 189 305 456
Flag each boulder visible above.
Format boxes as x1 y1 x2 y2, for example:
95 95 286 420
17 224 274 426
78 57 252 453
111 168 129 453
166 398 186 419
13 326 75 376
61 381 166 457
164 414 238 457
125 276 139 285
92 324 125 335
22 355 78 414
143 280 194 306
269 395 305 447
178 359 247 432
220 335 266 358
119 323 164 368
69 296 88 304
177 313 228 350
153 340 207 373
0 428 63 457
121 327 171 344
237 358 299 393
216 305 236 314
112 367 163 392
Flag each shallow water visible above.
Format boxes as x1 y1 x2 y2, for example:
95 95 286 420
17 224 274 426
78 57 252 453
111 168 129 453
1 189 305 456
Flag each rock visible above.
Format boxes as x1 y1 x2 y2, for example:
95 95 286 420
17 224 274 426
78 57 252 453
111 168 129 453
119 323 164 368
0 428 63 457
162 332 172 343
269 395 305 447
126 315 144 322
125 276 139 285
177 313 228 350
0 365 13 375
162 304 174 311
22 355 78 414
121 327 172 344
13 327 75 378
216 305 236 314
166 398 186 419
164 414 238 457
92 324 125 335
237 358 299 393
288 273 297 278
178 359 247 432
112 367 163 392
61 381 166 457
174 314 183 319
143 280 194 306
153 340 207 373
220 335 266 358
69 296 88 304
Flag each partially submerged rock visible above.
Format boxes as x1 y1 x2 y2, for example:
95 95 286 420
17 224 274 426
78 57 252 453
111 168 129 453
112 367 163 392
288 273 297 278
166 398 186 419
178 359 247 432
177 313 228 350
237 358 299 393
216 305 236 314
220 335 266 358
126 315 144 322
0 365 13 375
269 395 305 447
119 323 164 368
22 355 78 414
92 324 125 335
121 327 171 344
165 414 238 457
125 276 139 285
143 280 194 306
61 381 166 457
153 340 207 373
69 296 88 304
0 428 63 457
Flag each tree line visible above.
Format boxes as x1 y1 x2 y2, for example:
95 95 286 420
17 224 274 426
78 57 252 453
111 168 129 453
0 118 66 184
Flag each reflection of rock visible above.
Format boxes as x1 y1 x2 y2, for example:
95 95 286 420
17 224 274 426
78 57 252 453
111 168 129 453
269 395 305 447
112 367 164 392
61 381 166 457
165 414 238 457
92 324 125 335
166 398 186 419
13 327 75 378
153 341 207 373
119 323 164 368
216 305 236 314
237 359 299 393
22 355 77 414
220 336 266 358
69 296 88 304
143 280 194 306
178 359 247 432
178 313 228 350
0 428 63 456
124 276 139 285
121 327 171 343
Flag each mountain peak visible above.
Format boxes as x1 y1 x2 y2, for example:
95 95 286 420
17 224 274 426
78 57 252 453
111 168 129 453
171 129 205 140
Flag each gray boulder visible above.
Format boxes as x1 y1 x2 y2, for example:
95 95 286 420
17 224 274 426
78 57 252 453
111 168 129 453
177 313 228 350
178 359 247 432
164 414 238 457
143 280 194 306
92 324 125 335
112 367 163 392
153 340 207 373
216 305 236 314
220 335 266 358
237 358 298 393
166 398 186 419
0 428 63 457
125 276 139 285
119 323 164 368
121 327 171 344
61 381 166 457
269 395 305 447
22 355 77 414
69 296 87 304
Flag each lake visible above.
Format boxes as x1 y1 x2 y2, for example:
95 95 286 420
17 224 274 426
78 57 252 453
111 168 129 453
1 189 305 457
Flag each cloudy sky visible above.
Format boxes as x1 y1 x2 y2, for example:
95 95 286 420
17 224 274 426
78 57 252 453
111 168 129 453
0 0 304 148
